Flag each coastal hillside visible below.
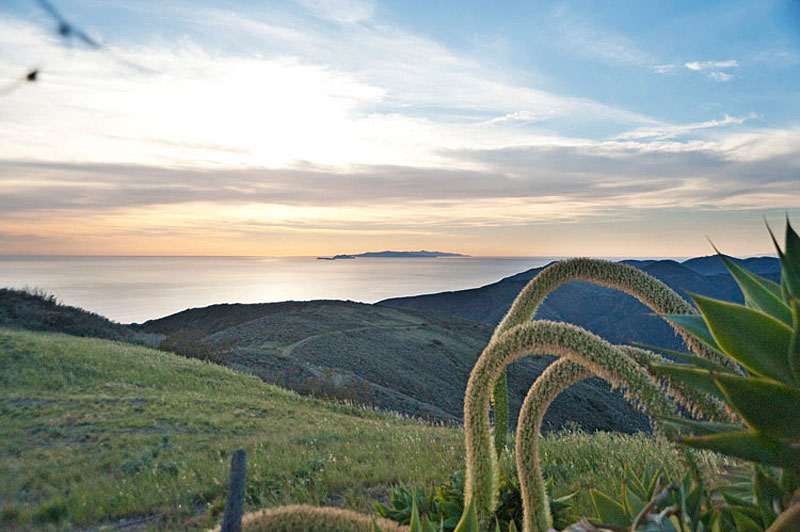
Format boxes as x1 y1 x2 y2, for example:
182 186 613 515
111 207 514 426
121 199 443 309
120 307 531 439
134 300 648 433
379 256 780 351
0 328 699 531
0 327 463 530
0 288 152 344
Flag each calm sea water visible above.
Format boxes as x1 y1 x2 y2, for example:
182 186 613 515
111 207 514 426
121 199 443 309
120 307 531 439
0 256 563 323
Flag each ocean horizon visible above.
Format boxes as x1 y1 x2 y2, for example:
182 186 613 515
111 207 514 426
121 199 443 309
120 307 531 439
1 254 690 323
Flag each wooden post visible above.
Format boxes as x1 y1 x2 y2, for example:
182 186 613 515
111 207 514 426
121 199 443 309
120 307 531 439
221 449 246 532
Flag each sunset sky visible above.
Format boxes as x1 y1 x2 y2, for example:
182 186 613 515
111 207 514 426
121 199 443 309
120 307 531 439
1 0 798 257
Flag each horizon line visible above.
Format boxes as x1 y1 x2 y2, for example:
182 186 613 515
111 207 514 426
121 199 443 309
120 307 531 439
0 253 780 260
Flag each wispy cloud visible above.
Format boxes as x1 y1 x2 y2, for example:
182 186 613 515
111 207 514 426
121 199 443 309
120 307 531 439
2 126 797 217
615 114 755 140
684 59 739 81
685 59 739 71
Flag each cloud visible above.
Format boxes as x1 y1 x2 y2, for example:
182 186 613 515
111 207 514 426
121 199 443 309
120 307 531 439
685 60 739 71
653 64 678 74
615 114 755 140
2 126 797 221
684 59 738 81
0 5 795 256
708 71 732 82
0 14 654 173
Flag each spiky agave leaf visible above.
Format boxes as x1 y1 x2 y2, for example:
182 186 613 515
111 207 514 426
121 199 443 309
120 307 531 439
453 498 479 532
659 415 742 436
710 372 800 439
689 293 795 385
589 488 630 528
714 251 791 325
681 430 800 470
660 314 724 354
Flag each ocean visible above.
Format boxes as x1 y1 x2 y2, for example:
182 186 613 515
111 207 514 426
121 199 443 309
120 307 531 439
0 255 563 323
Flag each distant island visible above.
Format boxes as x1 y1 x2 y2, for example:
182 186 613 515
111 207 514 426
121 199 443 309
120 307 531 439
317 250 468 260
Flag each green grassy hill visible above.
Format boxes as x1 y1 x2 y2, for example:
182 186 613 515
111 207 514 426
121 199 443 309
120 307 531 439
137 300 648 433
0 328 712 531
0 327 465 530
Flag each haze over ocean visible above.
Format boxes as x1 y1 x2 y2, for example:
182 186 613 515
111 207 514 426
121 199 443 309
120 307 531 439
0 255 578 323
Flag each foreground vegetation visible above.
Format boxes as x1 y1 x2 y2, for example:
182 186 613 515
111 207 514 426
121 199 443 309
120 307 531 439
0 328 700 530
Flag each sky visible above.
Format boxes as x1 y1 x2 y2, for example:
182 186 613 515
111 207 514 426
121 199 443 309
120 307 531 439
0 0 798 257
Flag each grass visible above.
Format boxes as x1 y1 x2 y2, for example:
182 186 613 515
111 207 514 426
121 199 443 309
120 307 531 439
0 328 726 530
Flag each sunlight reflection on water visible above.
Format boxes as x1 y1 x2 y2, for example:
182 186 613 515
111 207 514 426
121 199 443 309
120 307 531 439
0 256 564 323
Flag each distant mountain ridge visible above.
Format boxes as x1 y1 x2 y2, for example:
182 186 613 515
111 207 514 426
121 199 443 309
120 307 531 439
379 255 780 351
318 250 467 259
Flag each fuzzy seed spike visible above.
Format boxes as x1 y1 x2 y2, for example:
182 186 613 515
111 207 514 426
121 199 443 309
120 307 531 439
487 258 740 454
463 320 676 526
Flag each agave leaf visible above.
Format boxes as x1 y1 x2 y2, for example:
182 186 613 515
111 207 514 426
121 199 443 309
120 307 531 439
453 499 478 532
681 430 800 469
507 520 518 532
410 496 422 532
635 342 737 373
590 488 631 527
711 372 800 438
783 218 800 298
624 465 648 501
644 468 662 501
649 364 726 402
790 298 800 382
717 252 792 325
423 517 441 532
553 490 579 504
659 415 742 436
689 293 794 384
754 468 784 526
768 221 800 302
685 482 703 522
731 508 764 532
623 484 646 518
722 491 760 511
371 517 383 532
662 314 722 352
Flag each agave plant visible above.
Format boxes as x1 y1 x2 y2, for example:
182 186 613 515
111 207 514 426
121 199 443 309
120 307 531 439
648 219 800 531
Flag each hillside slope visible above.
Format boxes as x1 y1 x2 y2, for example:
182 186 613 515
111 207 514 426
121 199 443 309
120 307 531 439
0 329 706 531
136 300 648 433
0 288 137 342
0 327 465 530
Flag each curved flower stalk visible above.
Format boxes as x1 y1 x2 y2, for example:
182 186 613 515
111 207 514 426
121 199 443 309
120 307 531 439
516 358 592 532
515 346 725 532
488 258 737 455
462 320 676 523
